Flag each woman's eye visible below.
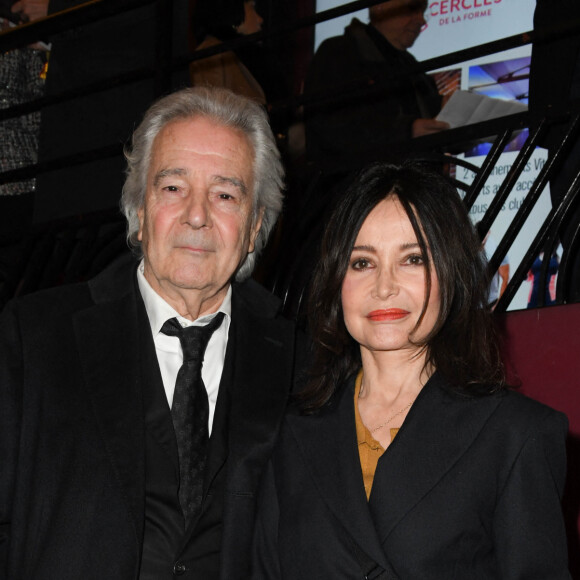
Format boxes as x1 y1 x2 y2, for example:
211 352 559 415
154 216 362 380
351 258 371 270
406 254 424 265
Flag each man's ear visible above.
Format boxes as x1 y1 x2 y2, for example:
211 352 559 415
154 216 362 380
248 207 265 253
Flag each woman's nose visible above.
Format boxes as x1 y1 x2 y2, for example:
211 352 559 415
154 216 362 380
373 267 398 299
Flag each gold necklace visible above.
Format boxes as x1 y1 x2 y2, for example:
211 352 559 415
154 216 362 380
369 399 416 433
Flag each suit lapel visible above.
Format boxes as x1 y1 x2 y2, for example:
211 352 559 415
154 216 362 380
226 302 295 490
182 282 296 552
202 334 234 493
286 377 392 573
136 291 179 472
73 259 145 538
199 284 296 494
368 373 502 543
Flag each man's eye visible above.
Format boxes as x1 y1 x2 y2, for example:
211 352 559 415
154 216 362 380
218 193 234 200
163 185 179 192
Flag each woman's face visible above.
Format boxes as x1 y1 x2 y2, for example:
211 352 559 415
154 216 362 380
341 196 440 357
237 1 263 35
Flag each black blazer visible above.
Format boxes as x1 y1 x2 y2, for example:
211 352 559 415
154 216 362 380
0 255 299 579
252 372 571 579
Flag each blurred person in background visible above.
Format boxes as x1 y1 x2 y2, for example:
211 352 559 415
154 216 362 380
191 0 292 147
304 0 449 171
0 0 48 304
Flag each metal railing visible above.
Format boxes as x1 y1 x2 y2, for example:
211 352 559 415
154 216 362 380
0 0 578 315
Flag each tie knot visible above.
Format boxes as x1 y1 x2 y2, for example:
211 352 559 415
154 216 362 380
161 312 225 362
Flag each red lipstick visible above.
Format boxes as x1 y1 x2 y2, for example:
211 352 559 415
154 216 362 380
367 309 409 321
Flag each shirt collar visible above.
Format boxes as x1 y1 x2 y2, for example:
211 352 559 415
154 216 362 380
136 259 232 336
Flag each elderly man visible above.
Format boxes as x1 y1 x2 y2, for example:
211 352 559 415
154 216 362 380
0 87 301 579
304 0 448 170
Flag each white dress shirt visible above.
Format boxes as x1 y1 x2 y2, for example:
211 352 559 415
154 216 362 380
137 261 231 435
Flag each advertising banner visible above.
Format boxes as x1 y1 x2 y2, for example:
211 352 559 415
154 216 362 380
313 0 549 311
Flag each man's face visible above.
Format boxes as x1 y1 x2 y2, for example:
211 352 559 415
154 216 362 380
371 0 427 51
137 116 261 317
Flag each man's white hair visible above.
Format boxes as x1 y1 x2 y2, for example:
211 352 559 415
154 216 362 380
121 86 284 281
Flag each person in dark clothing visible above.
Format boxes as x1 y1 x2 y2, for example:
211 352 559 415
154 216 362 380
527 252 560 309
251 162 570 579
191 0 268 105
191 0 291 142
0 0 47 307
0 86 303 580
304 0 448 171
529 0 580 302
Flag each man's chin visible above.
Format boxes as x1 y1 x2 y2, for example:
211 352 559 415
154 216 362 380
170 270 212 290
403 30 422 49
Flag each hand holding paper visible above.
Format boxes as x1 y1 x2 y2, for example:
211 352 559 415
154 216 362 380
436 90 527 128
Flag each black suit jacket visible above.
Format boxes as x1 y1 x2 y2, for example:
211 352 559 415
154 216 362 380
0 255 299 579
252 372 571 579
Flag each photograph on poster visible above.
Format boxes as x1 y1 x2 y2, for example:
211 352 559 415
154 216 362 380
465 56 530 156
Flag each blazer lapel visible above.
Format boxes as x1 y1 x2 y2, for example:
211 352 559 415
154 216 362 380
73 261 145 538
286 378 392 574
368 373 502 543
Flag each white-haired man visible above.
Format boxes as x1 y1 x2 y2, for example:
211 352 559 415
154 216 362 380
0 86 302 579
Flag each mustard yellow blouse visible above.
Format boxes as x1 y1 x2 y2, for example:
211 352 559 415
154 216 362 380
354 370 399 500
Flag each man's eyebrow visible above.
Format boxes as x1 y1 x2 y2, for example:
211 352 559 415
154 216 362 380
153 167 188 186
213 175 248 196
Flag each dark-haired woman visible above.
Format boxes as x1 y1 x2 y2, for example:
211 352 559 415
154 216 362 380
251 163 571 579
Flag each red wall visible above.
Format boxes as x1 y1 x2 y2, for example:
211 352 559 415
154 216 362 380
500 304 580 577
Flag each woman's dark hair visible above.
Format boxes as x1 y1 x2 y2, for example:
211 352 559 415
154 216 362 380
301 162 505 412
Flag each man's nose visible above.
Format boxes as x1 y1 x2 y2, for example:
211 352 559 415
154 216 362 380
412 9 426 26
184 193 211 229
410 3 427 25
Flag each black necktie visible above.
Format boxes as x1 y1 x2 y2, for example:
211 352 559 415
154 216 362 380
160 311 225 527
